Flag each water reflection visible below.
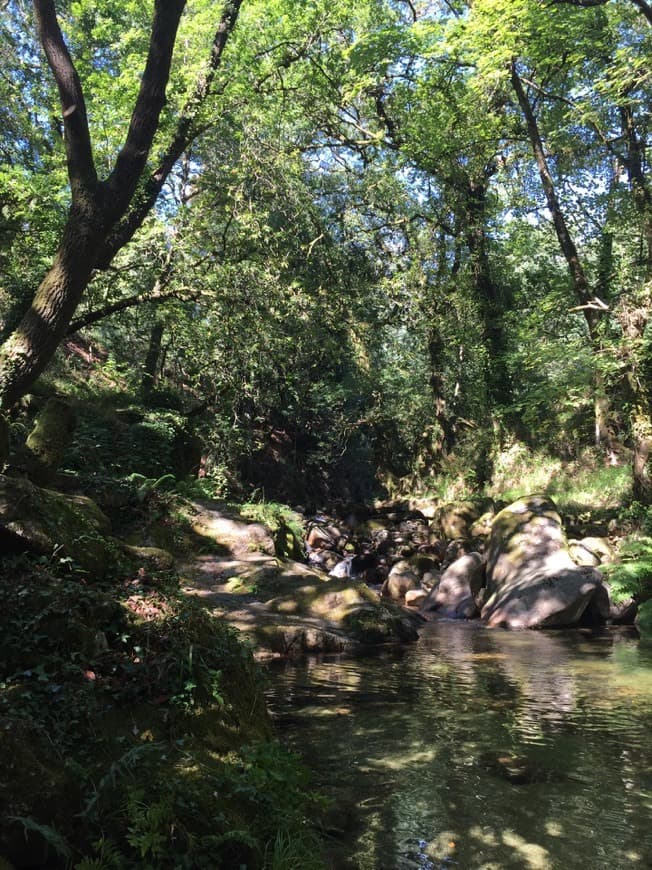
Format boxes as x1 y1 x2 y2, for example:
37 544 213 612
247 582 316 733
266 624 652 869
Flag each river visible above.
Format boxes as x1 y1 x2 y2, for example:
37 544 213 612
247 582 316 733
265 622 652 869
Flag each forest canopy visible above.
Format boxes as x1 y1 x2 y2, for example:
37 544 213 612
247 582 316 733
1 0 652 502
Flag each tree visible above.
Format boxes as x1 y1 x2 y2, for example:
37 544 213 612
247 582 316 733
0 0 242 414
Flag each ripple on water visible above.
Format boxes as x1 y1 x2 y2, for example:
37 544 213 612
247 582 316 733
267 624 652 869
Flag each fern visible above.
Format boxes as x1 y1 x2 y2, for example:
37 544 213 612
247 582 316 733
75 837 123 870
8 816 71 862
82 743 159 819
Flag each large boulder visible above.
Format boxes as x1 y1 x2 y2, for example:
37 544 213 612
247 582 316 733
436 501 480 540
421 552 484 619
0 474 119 576
265 570 420 647
481 495 610 629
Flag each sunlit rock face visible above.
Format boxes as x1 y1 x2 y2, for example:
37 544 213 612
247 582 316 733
420 552 484 619
481 495 610 629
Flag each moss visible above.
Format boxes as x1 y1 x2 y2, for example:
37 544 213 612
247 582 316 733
0 474 120 576
123 544 176 571
341 603 419 645
24 397 75 485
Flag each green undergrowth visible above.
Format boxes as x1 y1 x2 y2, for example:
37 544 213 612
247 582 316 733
486 444 630 513
0 555 325 869
601 503 652 606
406 443 630 515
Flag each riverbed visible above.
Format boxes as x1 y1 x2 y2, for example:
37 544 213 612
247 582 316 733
266 622 652 869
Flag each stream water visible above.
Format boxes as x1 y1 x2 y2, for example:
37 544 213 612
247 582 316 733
265 622 652 870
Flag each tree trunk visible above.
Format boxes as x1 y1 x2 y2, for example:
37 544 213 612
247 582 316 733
464 171 513 410
510 59 614 451
427 327 457 456
0 0 242 412
633 411 652 503
619 103 652 499
142 321 165 395
0 201 103 409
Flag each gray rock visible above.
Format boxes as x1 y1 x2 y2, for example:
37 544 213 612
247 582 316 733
421 552 484 619
480 495 610 629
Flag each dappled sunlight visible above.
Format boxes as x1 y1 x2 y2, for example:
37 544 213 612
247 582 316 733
267 623 652 868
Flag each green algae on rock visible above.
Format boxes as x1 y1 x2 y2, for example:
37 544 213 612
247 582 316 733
0 474 120 576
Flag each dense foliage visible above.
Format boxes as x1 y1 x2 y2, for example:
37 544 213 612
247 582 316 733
1 0 651 502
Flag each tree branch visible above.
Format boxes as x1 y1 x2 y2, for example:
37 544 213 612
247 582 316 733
103 0 187 225
96 0 243 267
510 58 599 335
549 0 652 26
33 0 97 198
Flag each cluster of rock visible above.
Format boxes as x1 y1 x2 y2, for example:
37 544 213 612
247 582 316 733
0 470 638 647
304 495 632 631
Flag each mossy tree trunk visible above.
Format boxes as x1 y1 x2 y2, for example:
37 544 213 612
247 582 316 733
25 397 76 485
142 320 165 396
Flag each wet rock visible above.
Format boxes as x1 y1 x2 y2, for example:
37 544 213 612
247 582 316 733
421 570 441 591
405 588 427 607
329 554 356 578
307 547 340 572
480 751 556 785
608 596 638 625
306 524 336 549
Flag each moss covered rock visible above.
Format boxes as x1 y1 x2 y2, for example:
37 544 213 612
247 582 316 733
24 397 75 485
0 474 119 576
264 569 420 647
636 599 652 638
481 495 610 629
